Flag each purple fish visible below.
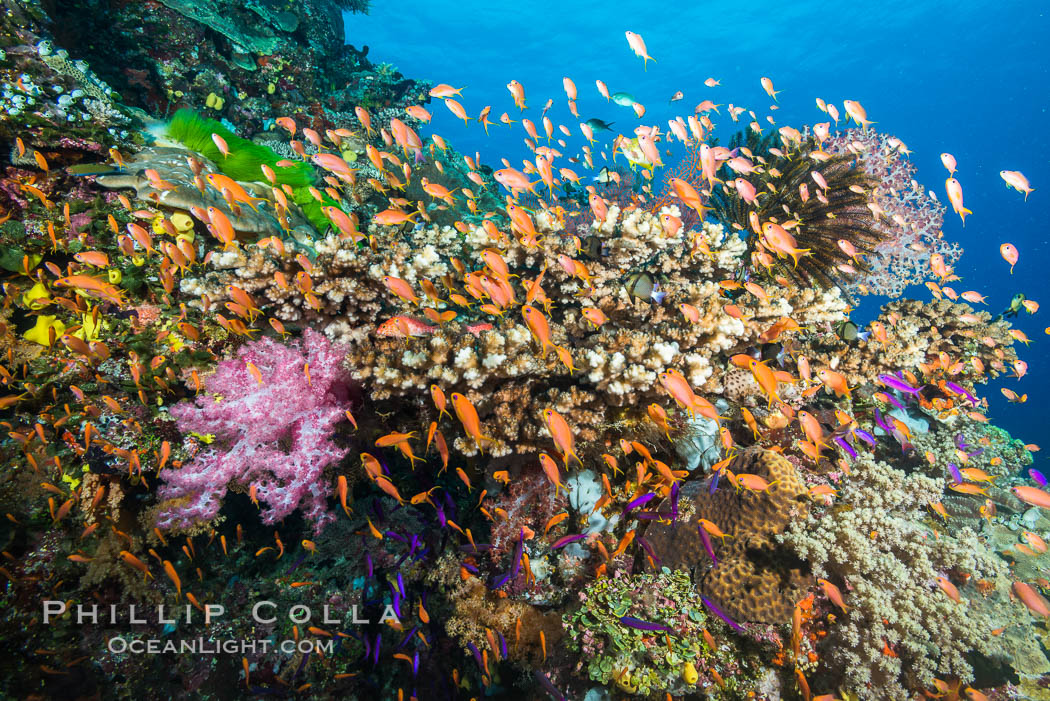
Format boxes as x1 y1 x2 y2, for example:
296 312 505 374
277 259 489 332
373 633 381 665
954 433 969 450
698 526 717 565
702 596 744 632
947 463 963 484
852 428 877 448
1031 468 1047 487
670 481 680 525
945 381 978 406
534 671 567 701
466 641 483 669
624 492 657 514
637 536 661 566
396 626 418 650
709 470 721 494
412 650 419 677
511 529 524 579
620 616 672 632
552 533 586 549
877 374 923 395
366 553 374 579
874 407 893 433
879 392 907 411
498 630 508 660
833 435 857 459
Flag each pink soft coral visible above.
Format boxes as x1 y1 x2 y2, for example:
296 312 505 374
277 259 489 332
157 330 351 532
825 128 961 297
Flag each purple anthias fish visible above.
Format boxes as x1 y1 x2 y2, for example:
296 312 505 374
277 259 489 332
511 530 524 579
954 433 970 450
877 373 923 395
947 463 963 484
620 616 672 632
624 492 657 514
637 536 661 566
670 481 680 525
467 642 483 669
944 381 979 406
709 470 721 494
852 428 877 447
874 407 893 433
551 533 586 549
1031 468 1047 487
879 392 907 411
833 435 857 459
396 626 418 650
534 671 567 701
698 526 717 565
702 596 744 632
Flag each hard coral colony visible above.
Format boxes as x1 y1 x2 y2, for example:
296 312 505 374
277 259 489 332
0 1 1043 700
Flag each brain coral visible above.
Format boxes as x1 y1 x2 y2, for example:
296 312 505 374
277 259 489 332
646 449 811 623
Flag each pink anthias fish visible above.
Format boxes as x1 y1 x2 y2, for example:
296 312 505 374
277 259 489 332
1000 170 1034 200
624 31 655 70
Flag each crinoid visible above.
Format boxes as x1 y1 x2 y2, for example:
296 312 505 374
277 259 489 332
710 129 888 297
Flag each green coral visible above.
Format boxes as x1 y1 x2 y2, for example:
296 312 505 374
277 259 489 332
562 570 758 699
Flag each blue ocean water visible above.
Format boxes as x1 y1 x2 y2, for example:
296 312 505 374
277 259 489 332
349 2 1049 449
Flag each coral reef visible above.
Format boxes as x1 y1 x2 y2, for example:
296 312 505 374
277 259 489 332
563 569 763 698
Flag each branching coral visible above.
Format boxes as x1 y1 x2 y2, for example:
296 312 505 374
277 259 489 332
157 329 351 531
780 454 1010 698
181 206 847 458
795 298 1018 402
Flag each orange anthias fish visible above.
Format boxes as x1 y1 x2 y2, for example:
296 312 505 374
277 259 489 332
450 393 493 454
542 408 583 468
